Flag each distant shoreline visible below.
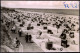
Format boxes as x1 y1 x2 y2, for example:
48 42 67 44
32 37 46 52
15 8 79 16
1 7 79 16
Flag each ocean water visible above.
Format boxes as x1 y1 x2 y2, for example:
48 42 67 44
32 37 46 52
15 8 79 16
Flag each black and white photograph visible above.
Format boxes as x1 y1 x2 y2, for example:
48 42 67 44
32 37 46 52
1 1 79 52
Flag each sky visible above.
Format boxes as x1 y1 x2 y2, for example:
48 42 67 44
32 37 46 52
1 1 79 9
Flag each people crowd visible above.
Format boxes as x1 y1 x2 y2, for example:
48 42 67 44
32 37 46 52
1 9 23 52
1 8 79 51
